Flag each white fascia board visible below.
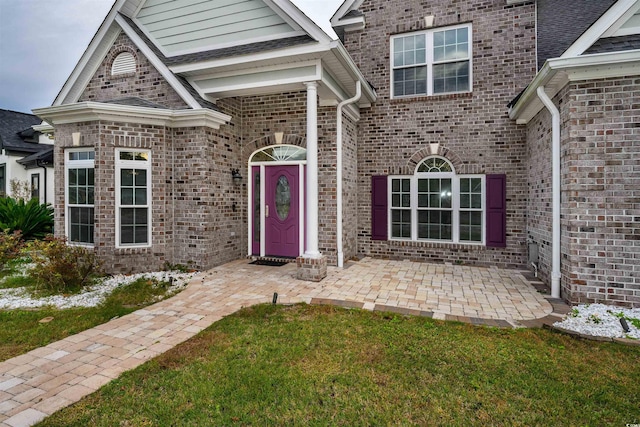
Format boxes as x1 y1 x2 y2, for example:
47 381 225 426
330 0 363 25
562 0 638 58
603 2 640 37
169 42 332 75
333 18 365 32
54 0 129 106
115 14 203 109
268 0 333 43
33 102 231 129
193 59 320 82
510 49 640 123
32 122 55 133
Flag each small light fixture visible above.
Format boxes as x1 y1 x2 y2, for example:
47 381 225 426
231 168 243 184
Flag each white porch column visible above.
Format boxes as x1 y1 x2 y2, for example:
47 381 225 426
304 81 320 258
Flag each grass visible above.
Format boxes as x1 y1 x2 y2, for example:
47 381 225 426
38 304 640 426
0 276 183 362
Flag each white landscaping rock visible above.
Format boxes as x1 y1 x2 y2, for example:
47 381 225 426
554 303 640 340
0 271 196 310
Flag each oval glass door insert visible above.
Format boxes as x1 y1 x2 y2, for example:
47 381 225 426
275 175 291 220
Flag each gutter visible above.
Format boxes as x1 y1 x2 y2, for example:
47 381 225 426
536 86 561 299
336 81 361 267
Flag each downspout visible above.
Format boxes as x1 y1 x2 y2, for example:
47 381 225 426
37 161 48 205
336 81 361 267
536 86 561 298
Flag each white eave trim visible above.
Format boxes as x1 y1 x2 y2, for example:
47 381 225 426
32 122 55 133
270 0 333 43
562 0 639 57
330 0 363 26
332 17 365 33
33 102 231 129
115 14 202 109
510 49 640 123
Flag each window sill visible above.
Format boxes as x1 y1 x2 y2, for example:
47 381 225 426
387 239 485 250
390 91 473 103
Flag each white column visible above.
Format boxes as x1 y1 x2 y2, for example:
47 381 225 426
304 82 320 258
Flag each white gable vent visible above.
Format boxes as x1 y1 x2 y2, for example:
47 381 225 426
111 52 136 76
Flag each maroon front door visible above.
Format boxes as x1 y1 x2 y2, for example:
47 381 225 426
264 165 300 258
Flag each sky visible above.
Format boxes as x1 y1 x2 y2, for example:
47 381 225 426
0 0 343 114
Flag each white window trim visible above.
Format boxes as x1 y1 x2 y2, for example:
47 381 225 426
115 149 152 248
387 173 485 245
65 148 95 247
390 23 473 99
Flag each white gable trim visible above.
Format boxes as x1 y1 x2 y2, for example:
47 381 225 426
33 102 231 129
115 14 202 109
54 0 129 106
562 0 640 58
330 0 363 26
269 0 333 44
603 2 640 36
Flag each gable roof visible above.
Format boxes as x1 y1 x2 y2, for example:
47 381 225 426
0 109 49 154
330 0 364 40
52 0 334 109
511 0 640 123
537 0 617 69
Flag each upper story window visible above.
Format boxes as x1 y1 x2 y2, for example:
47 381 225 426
391 24 472 98
111 52 136 76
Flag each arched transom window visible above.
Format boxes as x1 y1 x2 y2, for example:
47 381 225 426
389 156 484 243
250 145 306 163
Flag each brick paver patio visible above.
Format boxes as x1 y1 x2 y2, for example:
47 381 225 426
0 258 554 426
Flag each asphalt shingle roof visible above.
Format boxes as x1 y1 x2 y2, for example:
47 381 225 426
17 146 54 167
585 33 640 54
0 109 48 154
104 97 168 109
537 0 617 68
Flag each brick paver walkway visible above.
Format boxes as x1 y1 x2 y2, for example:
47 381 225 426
0 258 554 426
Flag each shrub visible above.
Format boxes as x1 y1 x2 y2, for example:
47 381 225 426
28 237 103 293
0 231 23 271
0 197 53 240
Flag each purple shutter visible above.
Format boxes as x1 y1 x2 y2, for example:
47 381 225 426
486 174 507 248
371 176 388 240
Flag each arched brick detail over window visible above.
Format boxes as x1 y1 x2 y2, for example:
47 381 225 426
108 48 138 77
405 145 464 175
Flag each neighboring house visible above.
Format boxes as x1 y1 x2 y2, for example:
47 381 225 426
33 0 639 308
0 109 55 204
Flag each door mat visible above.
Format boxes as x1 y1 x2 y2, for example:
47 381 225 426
250 259 289 267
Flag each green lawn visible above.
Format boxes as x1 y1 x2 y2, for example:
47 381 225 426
0 275 186 362
38 304 640 426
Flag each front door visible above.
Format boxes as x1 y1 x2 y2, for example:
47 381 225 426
264 165 300 258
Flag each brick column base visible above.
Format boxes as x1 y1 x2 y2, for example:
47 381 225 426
296 255 327 282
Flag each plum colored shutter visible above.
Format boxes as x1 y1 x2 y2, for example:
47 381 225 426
486 174 507 247
371 176 387 240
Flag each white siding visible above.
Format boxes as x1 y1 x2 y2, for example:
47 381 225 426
137 0 298 54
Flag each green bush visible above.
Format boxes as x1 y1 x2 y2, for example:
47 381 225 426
0 231 23 271
0 197 53 240
28 237 103 294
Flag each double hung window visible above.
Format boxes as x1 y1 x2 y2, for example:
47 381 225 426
389 157 484 244
116 150 151 247
66 149 95 245
391 24 472 97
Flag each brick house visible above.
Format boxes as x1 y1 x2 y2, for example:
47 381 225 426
34 0 640 307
